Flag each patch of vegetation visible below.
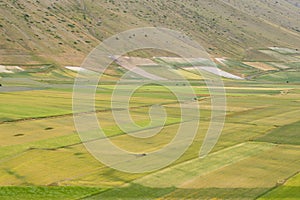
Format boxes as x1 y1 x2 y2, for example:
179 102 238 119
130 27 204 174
255 71 300 83
259 172 300 200
85 183 175 200
0 186 105 200
0 63 300 199
255 121 300 145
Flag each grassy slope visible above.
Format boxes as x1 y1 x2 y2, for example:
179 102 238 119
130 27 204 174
256 71 300 83
220 0 300 33
1 0 300 65
1 1 300 200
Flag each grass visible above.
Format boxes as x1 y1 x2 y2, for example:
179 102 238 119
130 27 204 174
0 84 181 122
255 121 300 145
134 142 274 188
256 71 300 83
1 1 300 199
217 59 259 76
162 145 300 199
0 186 105 200
0 90 73 122
85 183 175 200
243 62 277 71
85 144 300 200
258 50 300 62
2 0 300 64
259 172 300 200
1 68 300 199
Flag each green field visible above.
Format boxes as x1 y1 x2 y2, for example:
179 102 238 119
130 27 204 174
259 172 300 200
1 50 300 199
0 186 105 200
255 120 300 145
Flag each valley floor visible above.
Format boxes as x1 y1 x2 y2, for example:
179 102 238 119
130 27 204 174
0 77 299 199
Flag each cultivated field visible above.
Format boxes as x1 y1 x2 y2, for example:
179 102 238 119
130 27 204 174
0 51 300 199
259 172 300 200
1 0 300 198
243 62 277 71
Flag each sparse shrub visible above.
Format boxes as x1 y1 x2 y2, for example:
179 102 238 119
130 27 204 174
67 23 75 28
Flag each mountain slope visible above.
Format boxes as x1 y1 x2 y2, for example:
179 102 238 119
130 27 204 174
0 0 299 66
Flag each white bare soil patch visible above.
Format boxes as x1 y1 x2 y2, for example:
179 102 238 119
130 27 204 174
0 65 23 73
215 57 227 65
184 66 244 80
156 57 207 64
65 66 98 76
65 66 88 72
114 56 158 66
154 57 243 79
269 47 299 54
113 56 167 81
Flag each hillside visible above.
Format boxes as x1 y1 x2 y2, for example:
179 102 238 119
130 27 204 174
0 0 300 66
1 1 300 199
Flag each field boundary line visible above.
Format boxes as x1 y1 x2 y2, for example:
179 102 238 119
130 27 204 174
254 171 300 200
134 142 275 187
0 99 194 125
